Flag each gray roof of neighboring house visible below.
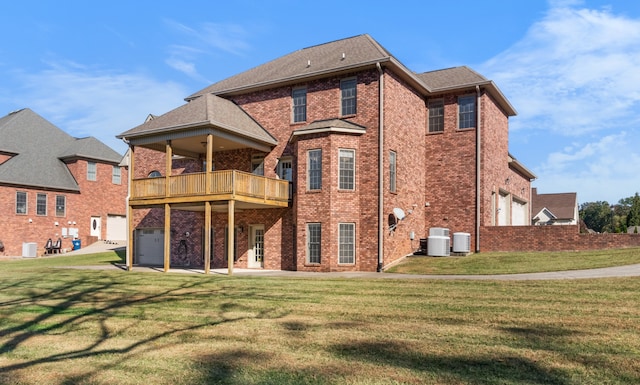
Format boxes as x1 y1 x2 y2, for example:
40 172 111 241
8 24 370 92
118 93 277 147
0 108 123 192
532 189 578 221
415 66 488 91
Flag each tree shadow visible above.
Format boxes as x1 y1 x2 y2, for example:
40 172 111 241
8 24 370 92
0 273 288 384
330 340 570 385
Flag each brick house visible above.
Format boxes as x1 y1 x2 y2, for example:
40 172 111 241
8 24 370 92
0 108 128 257
118 34 535 273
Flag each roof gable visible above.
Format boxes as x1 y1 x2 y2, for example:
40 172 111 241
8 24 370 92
531 189 578 220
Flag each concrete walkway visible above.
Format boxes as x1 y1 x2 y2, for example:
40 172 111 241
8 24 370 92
55 240 640 281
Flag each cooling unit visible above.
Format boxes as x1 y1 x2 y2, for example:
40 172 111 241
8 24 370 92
452 232 471 254
427 236 450 257
429 227 450 237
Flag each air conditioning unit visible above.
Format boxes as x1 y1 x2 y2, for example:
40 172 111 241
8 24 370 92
22 242 37 258
453 232 471 254
429 227 450 237
427 236 450 257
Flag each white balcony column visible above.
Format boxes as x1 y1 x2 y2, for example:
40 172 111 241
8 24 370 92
164 203 171 272
165 140 172 197
206 134 213 194
204 201 211 274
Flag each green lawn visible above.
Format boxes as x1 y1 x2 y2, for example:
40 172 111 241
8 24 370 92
386 247 640 275
0 250 639 384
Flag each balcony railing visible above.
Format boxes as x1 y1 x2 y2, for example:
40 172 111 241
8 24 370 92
131 170 289 205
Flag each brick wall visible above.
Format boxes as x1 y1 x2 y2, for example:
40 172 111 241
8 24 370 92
480 225 640 252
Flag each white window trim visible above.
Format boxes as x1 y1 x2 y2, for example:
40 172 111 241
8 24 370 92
292 86 307 123
338 222 356 265
458 94 476 130
389 150 397 193
36 193 47 216
16 191 27 215
55 195 66 217
428 98 444 133
306 223 321 264
87 161 97 181
340 77 357 116
307 149 322 191
338 148 356 191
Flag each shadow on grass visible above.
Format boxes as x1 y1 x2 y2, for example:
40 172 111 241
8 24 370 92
330 340 570 385
0 273 288 385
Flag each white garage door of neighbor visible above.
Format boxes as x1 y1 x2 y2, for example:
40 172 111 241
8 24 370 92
136 229 164 266
106 215 127 241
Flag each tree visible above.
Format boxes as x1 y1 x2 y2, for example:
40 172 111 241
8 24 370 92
579 201 613 233
626 193 640 229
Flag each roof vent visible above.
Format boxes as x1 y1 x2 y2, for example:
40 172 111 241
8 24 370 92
307 60 311 67
341 52 346 60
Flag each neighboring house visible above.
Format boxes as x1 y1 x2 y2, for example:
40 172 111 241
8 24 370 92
0 108 128 257
117 34 536 273
531 188 579 225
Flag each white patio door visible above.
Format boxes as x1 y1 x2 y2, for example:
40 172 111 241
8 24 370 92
247 225 265 268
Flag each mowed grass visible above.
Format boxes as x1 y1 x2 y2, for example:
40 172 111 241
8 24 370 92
0 250 639 384
386 247 640 275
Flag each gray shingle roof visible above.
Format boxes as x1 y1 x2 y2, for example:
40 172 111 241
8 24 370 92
532 189 578 221
188 34 394 98
118 93 277 146
0 108 123 191
415 66 488 91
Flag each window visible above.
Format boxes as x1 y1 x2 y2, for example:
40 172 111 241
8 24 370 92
341 78 357 116
389 151 397 193
338 223 355 264
458 95 476 129
148 170 162 178
16 192 27 214
87 161 97 181
308 149 322 190
307 223 321 264
428 99 444 133
55 195 66 217
338 149 355 190
277 158 293 181
36 193 47 216
112 166 121 184
251 155 264 176
292 87 307 123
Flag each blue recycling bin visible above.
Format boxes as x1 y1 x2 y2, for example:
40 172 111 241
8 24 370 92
72 239 81 250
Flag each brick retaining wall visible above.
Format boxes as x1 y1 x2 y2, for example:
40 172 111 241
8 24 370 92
480 225 640 252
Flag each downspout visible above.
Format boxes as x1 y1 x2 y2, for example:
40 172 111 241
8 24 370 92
475 85 482 252
377 62 384 272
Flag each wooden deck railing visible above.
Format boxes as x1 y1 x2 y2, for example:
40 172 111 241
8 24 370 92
131 170 289 204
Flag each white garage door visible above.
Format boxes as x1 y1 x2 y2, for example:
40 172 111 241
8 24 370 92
106 215 127 241
136 229 164 265
512 200 527 225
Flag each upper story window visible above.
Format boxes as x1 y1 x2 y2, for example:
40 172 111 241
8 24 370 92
36 193 47 216
340 78 357 116
292 87 307 123
308 149 322 191
389 151 397 193
428 99 444 133
16 191 27 215
55 195 66 217
338 149 355 190
87 161 97 181
112 166 121 184
251 155 265 176
148 170 162 178
277 157 293 182
458 95 476 129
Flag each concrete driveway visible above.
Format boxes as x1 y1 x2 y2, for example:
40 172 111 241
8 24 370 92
57 241 640 280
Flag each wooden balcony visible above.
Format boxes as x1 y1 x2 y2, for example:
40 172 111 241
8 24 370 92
130 170 290 207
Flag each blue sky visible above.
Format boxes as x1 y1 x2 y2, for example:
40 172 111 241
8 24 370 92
1 0 638 204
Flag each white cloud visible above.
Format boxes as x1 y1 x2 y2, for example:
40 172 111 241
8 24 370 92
12 61 188 154
163 20 251 81
481 2 640 136
533 131 640 202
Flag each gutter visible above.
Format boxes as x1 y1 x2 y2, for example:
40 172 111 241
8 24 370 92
475 85 481 253
377 62 384 272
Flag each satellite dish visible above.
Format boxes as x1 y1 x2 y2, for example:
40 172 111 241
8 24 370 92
393 208 406 221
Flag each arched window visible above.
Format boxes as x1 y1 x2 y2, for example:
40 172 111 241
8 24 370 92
148 170 162 178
